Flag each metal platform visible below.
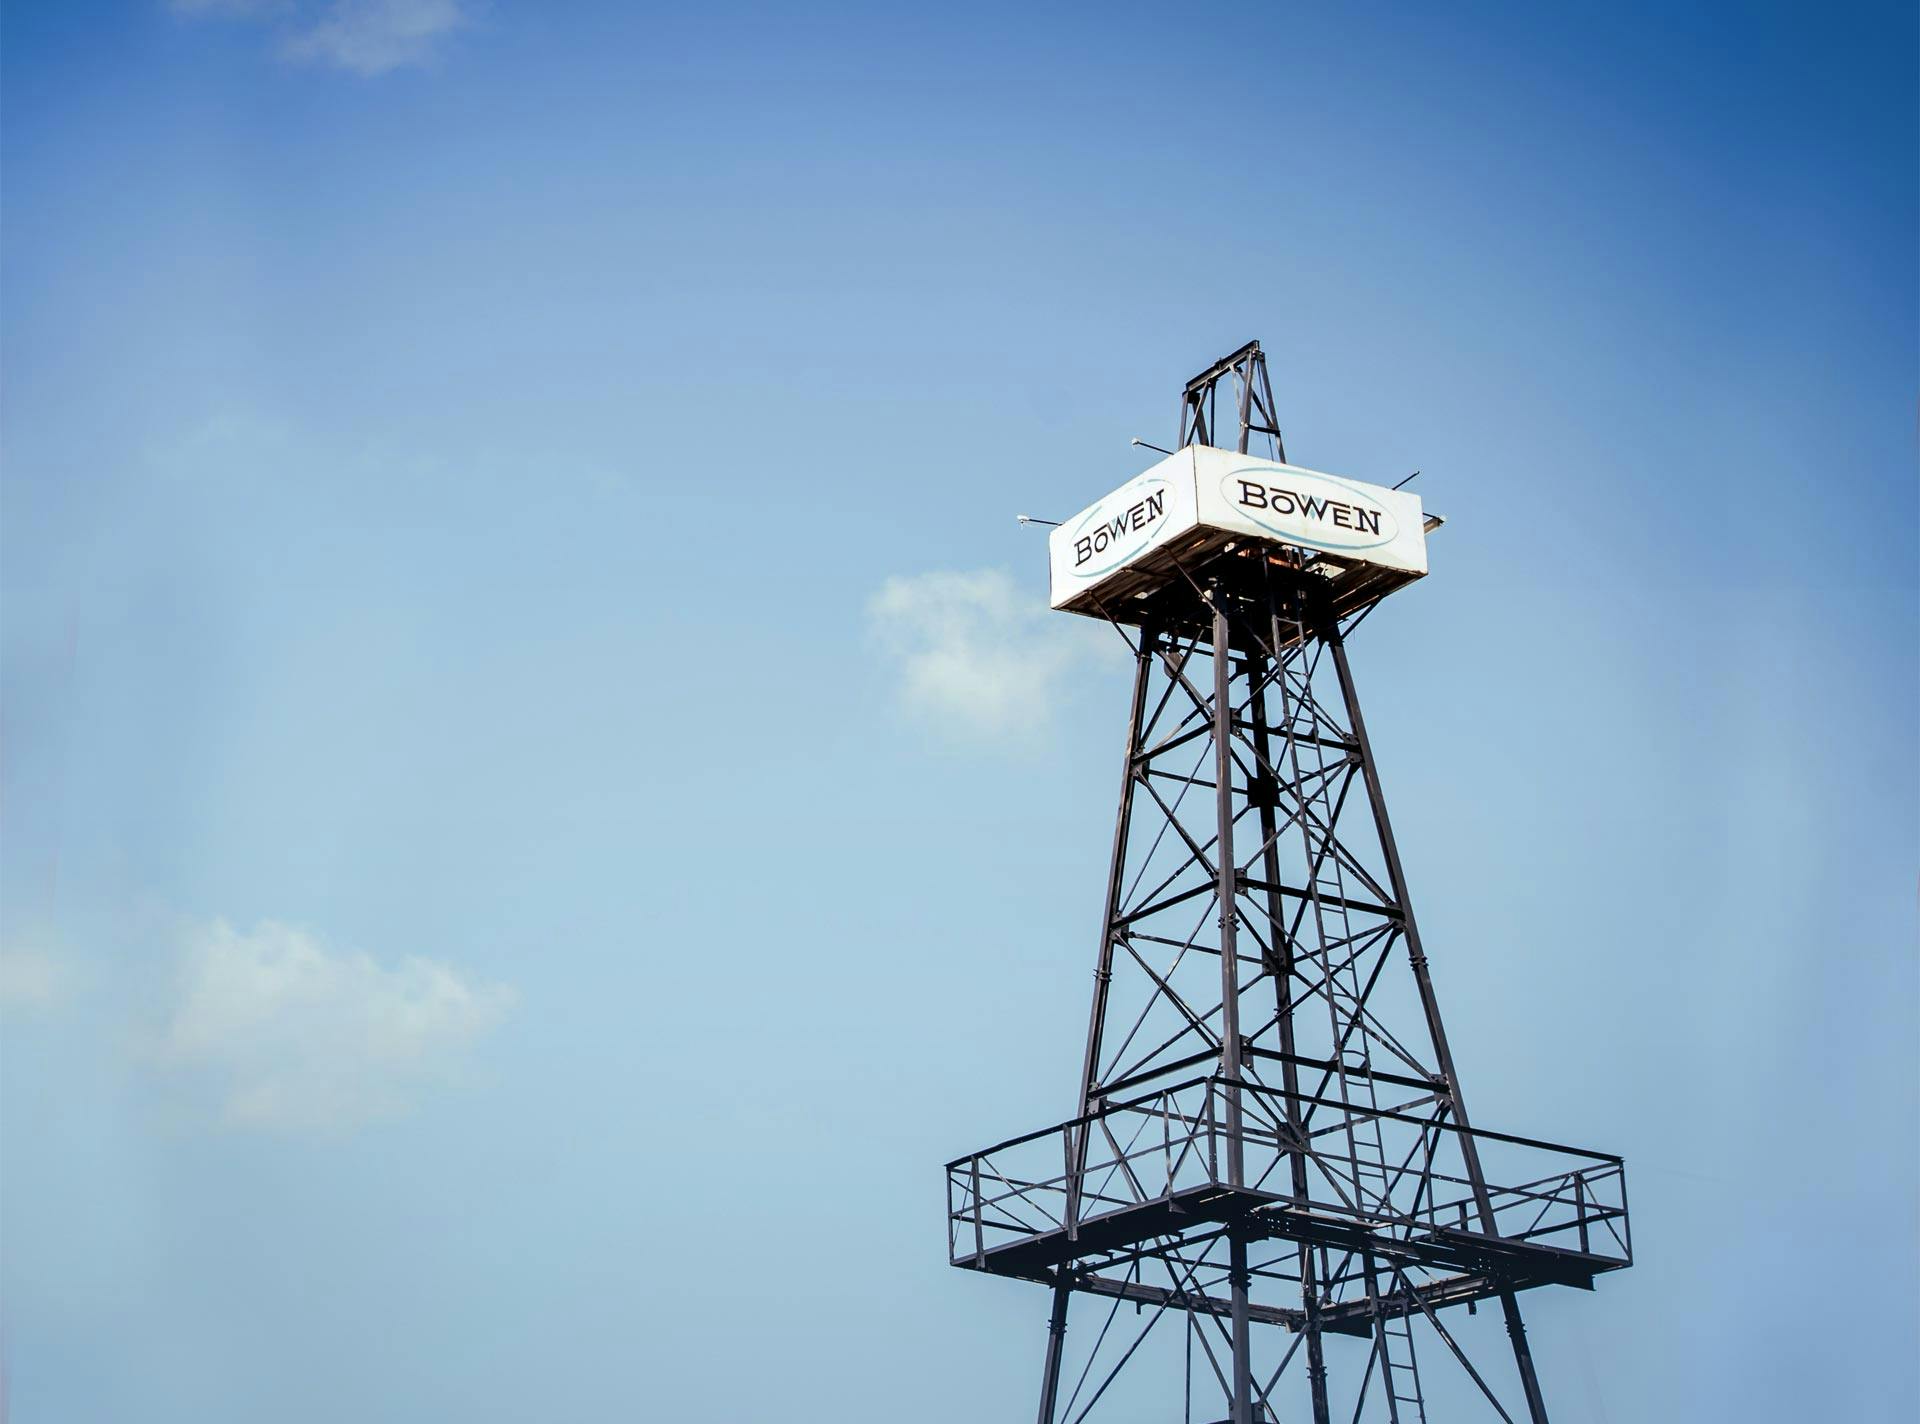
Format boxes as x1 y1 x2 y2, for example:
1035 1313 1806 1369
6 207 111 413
1051 528 1432 632
948 1074 1630 1330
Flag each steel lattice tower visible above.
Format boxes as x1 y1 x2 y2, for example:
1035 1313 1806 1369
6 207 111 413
946 343 1631 1424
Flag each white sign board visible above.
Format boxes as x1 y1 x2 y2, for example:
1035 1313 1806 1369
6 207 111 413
1048 446 1427 611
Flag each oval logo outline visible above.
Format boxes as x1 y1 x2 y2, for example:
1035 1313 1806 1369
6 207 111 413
1067 476 1175 580
1219 466 1398 552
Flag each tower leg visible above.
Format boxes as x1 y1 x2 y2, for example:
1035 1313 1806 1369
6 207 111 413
1249 593 1330 1424
1072 626 1156 1123
1205 594 1251 1424
1305 1276 1331 1424
1035 1279 1071 1424
1324 620 1551 1424
1228 1231 1254 1424
1211 594 1253 1422
1039 629 1153 1424
1499 1291 1551 1424
1210 592 1245 1180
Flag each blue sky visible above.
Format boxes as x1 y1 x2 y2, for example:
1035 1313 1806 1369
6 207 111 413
1 1 1914 1419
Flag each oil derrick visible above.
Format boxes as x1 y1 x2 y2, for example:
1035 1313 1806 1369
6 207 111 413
946 342 1631 1423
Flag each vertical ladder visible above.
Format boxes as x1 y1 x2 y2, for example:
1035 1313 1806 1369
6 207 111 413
1270 592 1393 1218
1272 584 1425 1422
1367 1260 1428 1424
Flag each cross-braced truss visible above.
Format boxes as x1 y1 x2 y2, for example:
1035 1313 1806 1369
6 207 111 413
945 345 1629 1424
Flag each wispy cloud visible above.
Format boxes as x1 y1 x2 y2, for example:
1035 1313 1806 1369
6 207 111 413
869 568 1111 744
169 0 290 15
170 0 472 77
284 0 470 76
0 943 73 1012
157 919 513 1132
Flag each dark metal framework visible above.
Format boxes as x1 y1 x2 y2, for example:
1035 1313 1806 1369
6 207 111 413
1178 340 1286 460
947 344 1629 1423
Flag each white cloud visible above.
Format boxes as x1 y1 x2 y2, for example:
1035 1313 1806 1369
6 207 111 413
284 0 469 75
869 568 1110 743
170 0 470 76
169 0 289 15
0 944 71 1012
158 919 513 1132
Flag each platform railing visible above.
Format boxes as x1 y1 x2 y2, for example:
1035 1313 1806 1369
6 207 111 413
947 1079 1226 1266
947 1075 1629 1273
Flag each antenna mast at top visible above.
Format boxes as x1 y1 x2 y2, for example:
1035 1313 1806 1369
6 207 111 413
1178 338 1286 459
